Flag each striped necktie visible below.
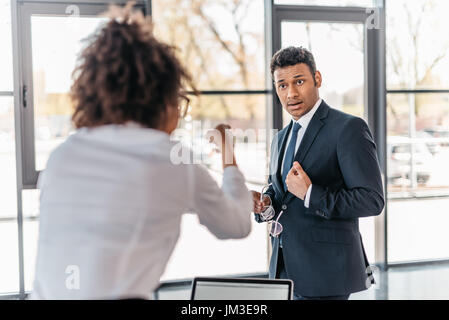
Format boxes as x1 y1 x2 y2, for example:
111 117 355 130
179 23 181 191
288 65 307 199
282 122 301 192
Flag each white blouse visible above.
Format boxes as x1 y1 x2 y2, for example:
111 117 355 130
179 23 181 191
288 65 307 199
30 123 252 300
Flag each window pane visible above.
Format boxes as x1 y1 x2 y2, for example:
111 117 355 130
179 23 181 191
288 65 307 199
31 16 107 171
387 0 449 90
23 189 40 219
0 221 19 294
152 0 265 91
0 96 17 219
387 93 449 262
22 190 39 292
161 214 268 280
388 198 449 262
387 93 449 196
24 219 39 292
162 94 269 280
274 0 374 6
0 96 18 294
0 0 13 91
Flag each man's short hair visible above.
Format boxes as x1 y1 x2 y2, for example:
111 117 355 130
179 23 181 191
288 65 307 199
270 46 317 84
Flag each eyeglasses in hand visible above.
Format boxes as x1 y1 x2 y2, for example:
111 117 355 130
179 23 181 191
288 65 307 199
260 184 284 237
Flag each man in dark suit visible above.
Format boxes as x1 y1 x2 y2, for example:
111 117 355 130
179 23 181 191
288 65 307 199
251 46 384 300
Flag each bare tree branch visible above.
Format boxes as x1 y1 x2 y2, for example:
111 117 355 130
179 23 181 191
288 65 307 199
191 0 256 120
191 1 242 67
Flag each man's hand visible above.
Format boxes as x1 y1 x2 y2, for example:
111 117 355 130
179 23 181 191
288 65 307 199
251 191 271 214
285 161 312 200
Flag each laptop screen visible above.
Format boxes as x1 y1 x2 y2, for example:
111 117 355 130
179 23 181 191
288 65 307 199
191 278 293 300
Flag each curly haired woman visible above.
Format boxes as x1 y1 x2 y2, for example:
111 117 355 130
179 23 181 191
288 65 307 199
30 3 252 300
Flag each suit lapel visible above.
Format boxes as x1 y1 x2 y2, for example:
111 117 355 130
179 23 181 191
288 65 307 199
294 101 329 164
284 101 330 204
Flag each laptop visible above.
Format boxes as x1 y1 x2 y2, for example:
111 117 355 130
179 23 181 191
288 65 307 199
190 277 293 300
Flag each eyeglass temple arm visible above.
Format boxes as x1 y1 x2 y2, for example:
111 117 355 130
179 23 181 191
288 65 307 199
260 183 273 203
274 210 284 225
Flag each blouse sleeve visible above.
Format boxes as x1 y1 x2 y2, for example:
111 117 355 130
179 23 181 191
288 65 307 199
188 164 252 240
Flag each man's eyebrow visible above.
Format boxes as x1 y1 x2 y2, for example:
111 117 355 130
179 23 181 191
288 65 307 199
276 74 306 83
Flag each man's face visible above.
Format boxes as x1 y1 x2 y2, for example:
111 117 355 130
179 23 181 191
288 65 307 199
273 63 322 121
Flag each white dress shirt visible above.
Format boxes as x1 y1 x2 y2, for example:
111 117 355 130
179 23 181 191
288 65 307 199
29 123 252 300
281 98 322 207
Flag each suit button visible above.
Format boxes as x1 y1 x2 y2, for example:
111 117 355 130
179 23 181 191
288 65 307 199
282 204 287 210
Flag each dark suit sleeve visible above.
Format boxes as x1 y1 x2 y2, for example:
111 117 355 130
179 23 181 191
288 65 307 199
307 117 385 220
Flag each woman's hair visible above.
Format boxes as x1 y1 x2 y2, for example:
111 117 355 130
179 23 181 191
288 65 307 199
70 2 193 129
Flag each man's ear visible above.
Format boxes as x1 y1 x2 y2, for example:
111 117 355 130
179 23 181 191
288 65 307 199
314 70 322 88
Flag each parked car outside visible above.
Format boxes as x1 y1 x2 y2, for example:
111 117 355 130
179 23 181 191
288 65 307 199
388 136 433 185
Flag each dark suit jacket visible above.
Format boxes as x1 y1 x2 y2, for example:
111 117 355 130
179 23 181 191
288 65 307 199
255 100 385 297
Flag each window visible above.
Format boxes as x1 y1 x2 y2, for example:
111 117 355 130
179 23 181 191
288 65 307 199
386 0 449 263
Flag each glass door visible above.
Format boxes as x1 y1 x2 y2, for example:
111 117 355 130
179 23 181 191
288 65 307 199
272 4 383 266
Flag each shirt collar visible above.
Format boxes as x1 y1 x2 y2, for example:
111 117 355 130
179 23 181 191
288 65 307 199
292 98 322 130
